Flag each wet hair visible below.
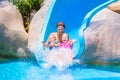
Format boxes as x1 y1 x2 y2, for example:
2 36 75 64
56 22 65 29
62 33 69 40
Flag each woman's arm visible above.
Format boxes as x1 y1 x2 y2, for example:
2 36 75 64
42 41 50 47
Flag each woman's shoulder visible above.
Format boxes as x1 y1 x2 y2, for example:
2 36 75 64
50 32 57 36
50 32 57 35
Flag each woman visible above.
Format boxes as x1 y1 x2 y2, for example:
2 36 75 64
42 22 65 49
47 22 65 43
42 22 66 69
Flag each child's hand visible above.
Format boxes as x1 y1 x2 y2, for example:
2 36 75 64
41 41 44 44
42 41 46 47
72 39 77 43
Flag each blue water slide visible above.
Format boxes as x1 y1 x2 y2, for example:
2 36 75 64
38 0 117 59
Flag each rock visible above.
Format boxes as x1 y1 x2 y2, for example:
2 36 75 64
0 2 29 59
81 8 120 64
17 47 26 57
28 0 52 53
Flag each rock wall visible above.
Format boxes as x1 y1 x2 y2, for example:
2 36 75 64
81 8 120 64
28 0 52 53
108 0 120 14
0 2 29 59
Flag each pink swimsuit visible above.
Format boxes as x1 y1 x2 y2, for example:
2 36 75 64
59 40 72 49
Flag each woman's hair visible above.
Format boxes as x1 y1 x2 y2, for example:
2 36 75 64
56 22 65 28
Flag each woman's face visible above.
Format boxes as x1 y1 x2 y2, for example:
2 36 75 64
57 26 64 33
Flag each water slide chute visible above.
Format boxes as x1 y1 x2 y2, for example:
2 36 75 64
38 0 117 59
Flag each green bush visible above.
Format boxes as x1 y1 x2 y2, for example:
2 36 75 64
9 0 43 32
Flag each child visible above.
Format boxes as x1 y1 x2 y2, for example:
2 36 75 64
59 33 76 49
42 34 59 50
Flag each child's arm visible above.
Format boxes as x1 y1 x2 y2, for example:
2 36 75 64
72 39 77 43
69 39 77 46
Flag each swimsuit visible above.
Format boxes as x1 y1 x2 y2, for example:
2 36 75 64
59 40 72 49
48 41 58 50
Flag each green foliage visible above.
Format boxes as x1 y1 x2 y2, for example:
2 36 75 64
9 0 43 16
8 0 43 32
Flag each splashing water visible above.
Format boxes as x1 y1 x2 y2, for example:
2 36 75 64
39 48 75 71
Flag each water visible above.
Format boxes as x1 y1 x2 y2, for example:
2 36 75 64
0 61 120 80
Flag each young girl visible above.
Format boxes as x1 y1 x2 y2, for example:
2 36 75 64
42 34 59 50
59 33 76 49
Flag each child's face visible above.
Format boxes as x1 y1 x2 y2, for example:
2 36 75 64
62 34 69 42
49 36 56 42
